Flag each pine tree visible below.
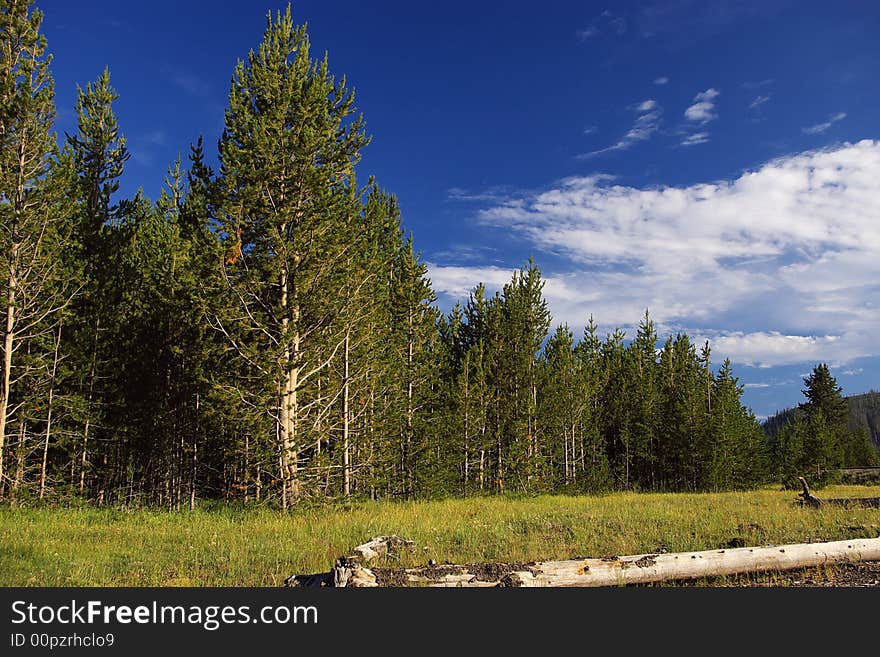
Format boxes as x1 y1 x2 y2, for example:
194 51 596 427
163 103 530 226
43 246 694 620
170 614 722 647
706 359 766 490
216 5 369 505
800 364 848 432
63 67 129 496
389 237 438 497
0 0 74 498
797 364 845 485
491 261 550 491
574 316 610 491
628 310 660 489
541 324 583 489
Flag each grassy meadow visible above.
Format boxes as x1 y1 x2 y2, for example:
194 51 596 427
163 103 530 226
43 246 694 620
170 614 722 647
2 485 879 586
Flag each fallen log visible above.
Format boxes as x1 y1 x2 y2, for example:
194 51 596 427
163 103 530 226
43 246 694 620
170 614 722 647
498 538 880 587
286 535 880 587
797 476 880 508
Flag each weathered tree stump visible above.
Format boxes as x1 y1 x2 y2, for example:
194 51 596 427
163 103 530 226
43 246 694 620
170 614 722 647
285 536 414 588
798 477 823 508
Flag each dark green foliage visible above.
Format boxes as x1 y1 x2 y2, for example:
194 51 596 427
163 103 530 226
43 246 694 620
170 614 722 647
765 391 880 456
766 365 878 487
846 391 880 449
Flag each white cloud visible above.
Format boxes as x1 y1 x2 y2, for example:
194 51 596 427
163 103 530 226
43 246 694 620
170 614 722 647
576 26 598 40
654 76 669 85
577 101 662 158
427 264 516 300
743 380 792 389
707 332 870 368
749 95 770 109
431 140 880 368
684 88 720 123
802 112 847 135
681 132 709 146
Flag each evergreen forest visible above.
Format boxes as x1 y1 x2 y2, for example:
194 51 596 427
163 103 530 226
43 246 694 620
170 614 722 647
1 2 876 507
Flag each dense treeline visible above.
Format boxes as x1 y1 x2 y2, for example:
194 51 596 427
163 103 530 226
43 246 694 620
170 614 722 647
764 373 879 488
0 3 868 507
764 391 880 451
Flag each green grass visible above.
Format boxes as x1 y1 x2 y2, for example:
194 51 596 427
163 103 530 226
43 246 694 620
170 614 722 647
2 485 879 586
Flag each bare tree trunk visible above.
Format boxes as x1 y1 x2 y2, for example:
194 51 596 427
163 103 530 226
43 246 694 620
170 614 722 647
278 255 300 506
564 428 570 485
190 392 198 511
462 358 469 493
39 322 62 499
10 416 26 504
343 330 351 497
405 309 414 497
0 238 19 497
79 318 100 493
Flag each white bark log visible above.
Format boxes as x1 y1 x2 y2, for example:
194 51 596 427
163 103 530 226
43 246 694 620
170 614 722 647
502 538 880 587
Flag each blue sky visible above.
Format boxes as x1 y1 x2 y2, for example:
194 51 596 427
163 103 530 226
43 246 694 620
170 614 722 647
38 0 880 418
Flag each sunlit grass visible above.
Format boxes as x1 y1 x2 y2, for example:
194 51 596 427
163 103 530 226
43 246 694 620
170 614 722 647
2 485 878 586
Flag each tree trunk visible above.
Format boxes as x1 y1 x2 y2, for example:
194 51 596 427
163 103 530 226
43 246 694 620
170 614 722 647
462 358 469 493
80 318 100 493
39 323 62 499
343 330 351 497
10 416 26 504
0 238 19 497
405 308 414 497
278 255 300 506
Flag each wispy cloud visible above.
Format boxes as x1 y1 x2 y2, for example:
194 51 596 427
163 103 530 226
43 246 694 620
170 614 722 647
576 26 598 40
576 10 628 41
654 76 669 85
577 100 662 159
582 125 598 135
429 244 499 265
684 88 720 123
431 140 880 368
802 112 847 135
681 132 709 147
680 88 720 147
743 379 792 389
749 95 771 109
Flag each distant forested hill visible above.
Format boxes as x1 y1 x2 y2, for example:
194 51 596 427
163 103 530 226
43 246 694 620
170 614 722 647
763 391 880 448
